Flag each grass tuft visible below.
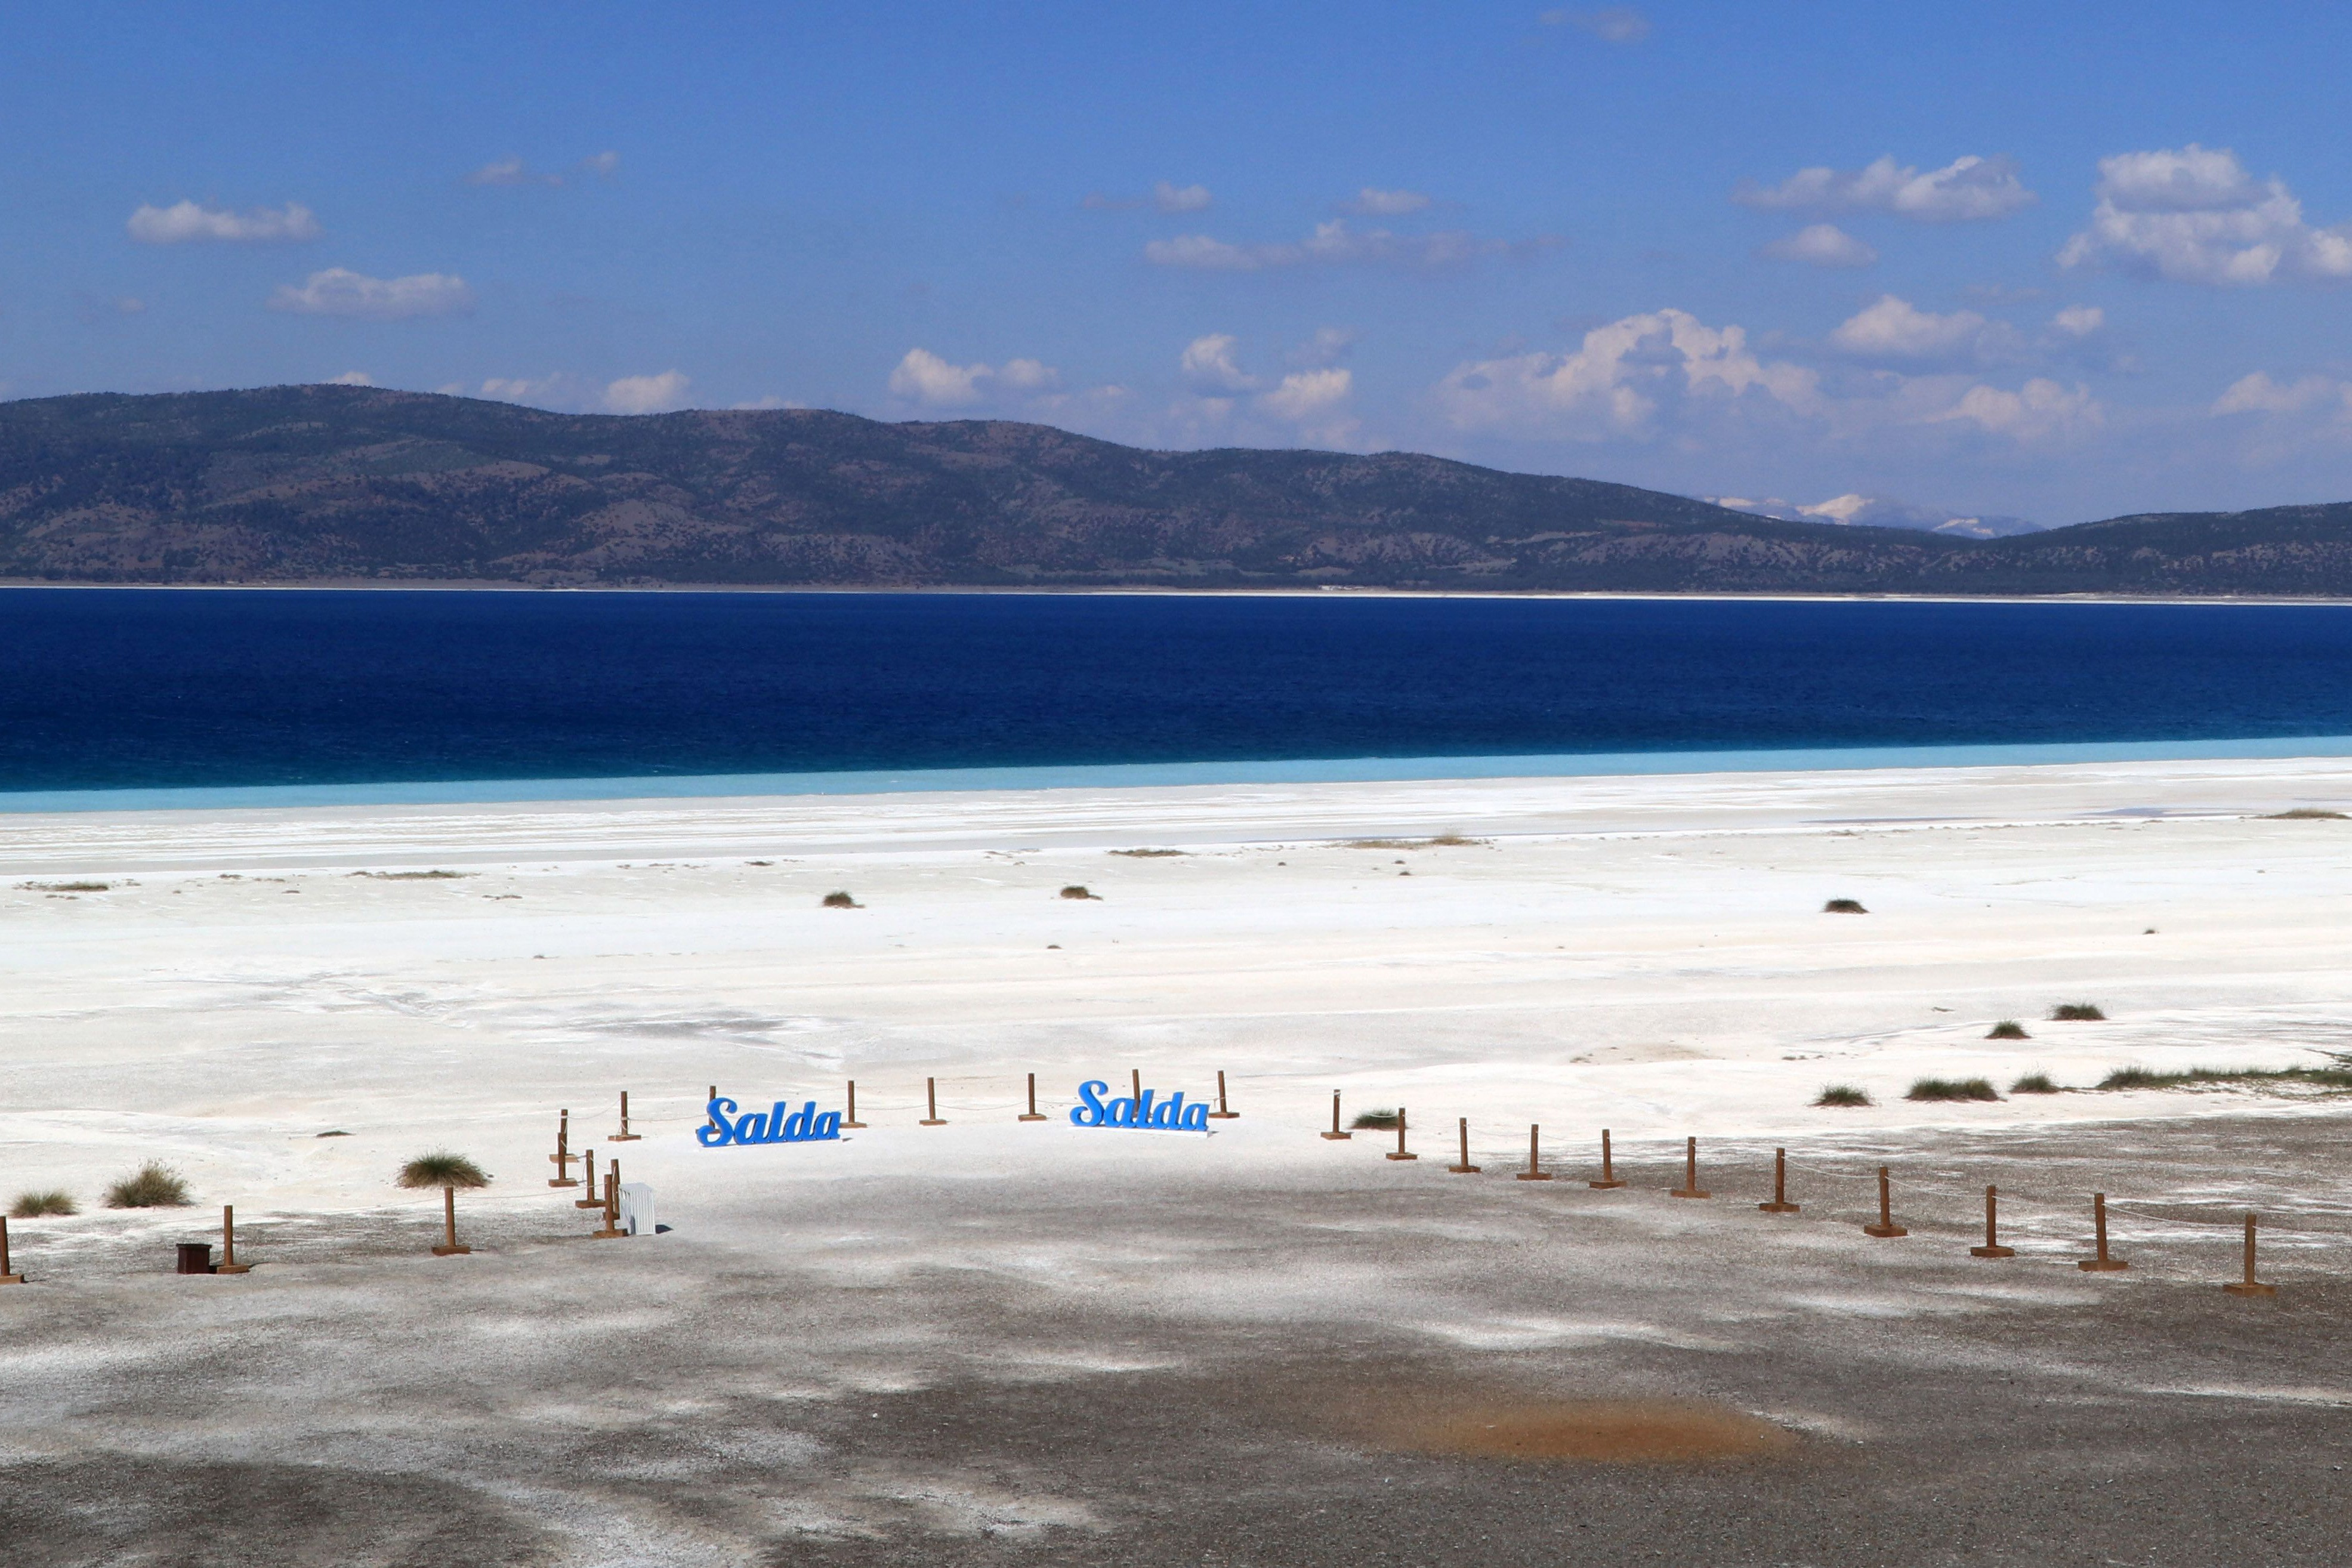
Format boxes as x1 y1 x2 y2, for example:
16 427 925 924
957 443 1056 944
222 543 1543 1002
2097 1063 2352 1092
352 869 469 880
1058 885 1100 900
1906 1076 2002 1102
2265 807 2348 819
821 890 862 909
1109 848 1186 857
2009 1072 2062 1094
1341 835 1487 850
104 1162 191 1208
2049 1002 2107 1021
1822 898 1868 914
20 880 109 893
1986 1020 2030 1040
1813 1084 1872 1107
396 1152 490 1190
1350 1109 1402 1129
10 1189 77 1218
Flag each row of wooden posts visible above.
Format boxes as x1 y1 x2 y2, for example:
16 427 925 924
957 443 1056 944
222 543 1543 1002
1348 1097 2280 1298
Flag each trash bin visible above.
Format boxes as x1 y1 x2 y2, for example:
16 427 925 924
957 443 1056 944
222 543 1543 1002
175 1242 215 1275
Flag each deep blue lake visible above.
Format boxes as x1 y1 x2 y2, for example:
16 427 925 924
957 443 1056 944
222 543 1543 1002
7 589 2352 800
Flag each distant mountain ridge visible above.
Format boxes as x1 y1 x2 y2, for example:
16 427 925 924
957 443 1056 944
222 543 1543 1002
2 384 2350 596
1708 493 2047 539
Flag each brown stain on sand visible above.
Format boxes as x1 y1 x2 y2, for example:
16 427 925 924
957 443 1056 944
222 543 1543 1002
1369 1399 1795 1465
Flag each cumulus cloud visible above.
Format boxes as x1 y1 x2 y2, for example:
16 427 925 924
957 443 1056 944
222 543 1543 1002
1145 218 1544 273
2050 304 2104 338
1152 180 1212 213
1179 334 1257 392
2212 371 2349 416
888 348 1064 408
267 268 474 319
326 370 374 386
1928 378 2103 442
604 371 692 415
2057 144 2352 286
1257 368 1351 421
1760 223 1876 267
1288 326 1357 368
128 200 320 244
1539 7 1651 42
1828 295 2023 365
1342 187 1433 216
1735 155 2035 222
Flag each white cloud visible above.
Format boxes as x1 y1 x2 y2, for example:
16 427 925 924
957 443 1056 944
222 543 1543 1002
1343 187 1432 216
1828 295 2020 365
1257 368 1351 421
128 199 320 244
2058 144 2352 286
326 370 374 386
1144 218 1538 273
1288 326 1357 368
887 348 1063 408
2212 371 2348 416
1734 155 2035 222
2050 304 2104 338
1179 334 1257 391
468 152 621 187
603 371 693 415
579 151 621 179
1434 308 1821 440
479 375 569 403
1539 7 1651 43
267 268 474 319
1760 223 1876 267
1152 180 1212 214
1928 378 2103 442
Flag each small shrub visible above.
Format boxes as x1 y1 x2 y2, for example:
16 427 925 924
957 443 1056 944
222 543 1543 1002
1822 898 1868 914
105 1162 191 1208
10 1189 76 1218
1814 1084 1871 1107
20 881 109 893
1986 1020 2029 1040
396 1152 490 1190
1058 885 1101 900
2096 1063 2352 1091
1906 1076 2001 1102
1109 848 1184 857
2265 807 2348 820
353 869 468 880
2049 1003 2106 1021
2010 1072 2061 1094
1350 1109 1401 1129
821 890 862 909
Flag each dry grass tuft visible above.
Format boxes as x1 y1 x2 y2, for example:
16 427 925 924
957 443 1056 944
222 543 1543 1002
1109 848 1186 857
1822 898 1868 914
10 1189 77 1218
1813 1084 1871 1107
1906 1076 2001 1102
1058 885 1101 900
19 881 110 893
1986 1020 2030 1040
352 869 469 880
2097 1063 2352 1092
2010 1072 2061 1094
821 890 862 909
1350 1109 1402 1129
2049 1002 2106 1021
105 1163 191 1208
1341 834 1488 850
2265 807 2348 819
396 1152 490 1190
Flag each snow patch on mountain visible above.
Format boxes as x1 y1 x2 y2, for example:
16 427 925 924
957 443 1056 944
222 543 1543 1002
1708 492 2045 539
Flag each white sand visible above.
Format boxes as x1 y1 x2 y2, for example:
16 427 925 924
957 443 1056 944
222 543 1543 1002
2 753 2350 1236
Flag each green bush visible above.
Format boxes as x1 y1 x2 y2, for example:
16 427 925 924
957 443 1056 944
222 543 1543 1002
1986 1020 2029 1040
2049 1003 2106 1021
1906 1077 2001 1102
104 1163 191 1208
1350 1109 1401 1129
2009 1072 2061 1094
1822 898 1868 914
1813 1084 1871 1107
10 1189 77 1218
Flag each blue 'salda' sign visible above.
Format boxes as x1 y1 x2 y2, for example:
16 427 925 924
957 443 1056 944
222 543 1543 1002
1069 1081 1211 1131
697 1097 843 1147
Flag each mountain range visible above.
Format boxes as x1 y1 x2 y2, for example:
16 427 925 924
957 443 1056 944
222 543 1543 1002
3 384 2351 597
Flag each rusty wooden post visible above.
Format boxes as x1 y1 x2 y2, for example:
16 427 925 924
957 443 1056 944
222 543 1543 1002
610 1090 641 1142
1208 1069 1239 1119
1669 1135 1710 1199
1758 1147 1798 1212
705 1085 718 1132
1322 1091 1351 1140
844 1079 866 1129
576 1146 604 1208
2078 1192 2128 1271
215 1205 252 1274
2224 1213 2277 1297
1448 1116 1480 1174
1863 1166 1907 1237
548 1110 579 1187
593 1159 624 1238
1 1216 23 1284
1387 1105 1418 1162
1589 1128 1625 1190
920 1076 946 1126
1018 1071 1048 1121
1516 1123 1553 1181
1971 1184 2014 1257
1131 1068 1143 1109
433 1186 470 1256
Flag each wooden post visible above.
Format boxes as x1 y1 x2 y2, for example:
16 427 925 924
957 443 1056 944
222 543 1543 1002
2078 1192 2128 1271
1208 1069 1239 1119
0 1216 23 1284
1669 1135 1710 1199
548 1110 579 1187
1018 1071 1048 1121
1515 1123 1553 1181
576 1146 604 1208
844 1079 866 1129
1447 1116 1480 1174
1863 1165 1907 1237
1971 1184 2014 1257
2224 1212 2277 1297
1386 1105 1418 1161
1588 1128 1625 1190
433 1186 470 1256
594 1159 624 1238
1131 1068 1143 1109
1322 1091 1351 1140
920 1076 947 1126
1758 1147 1798 1212
216 1205 252 1274
610 1090 641 1142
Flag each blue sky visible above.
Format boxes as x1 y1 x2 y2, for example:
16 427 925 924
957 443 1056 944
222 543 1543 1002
5 1 2350 524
